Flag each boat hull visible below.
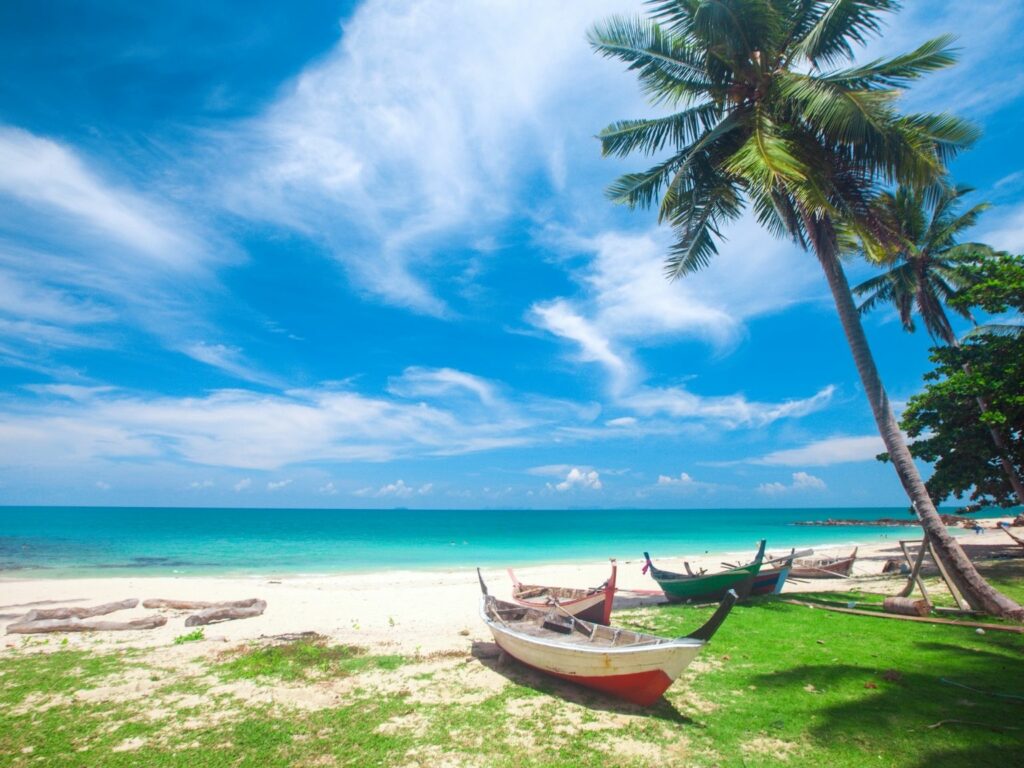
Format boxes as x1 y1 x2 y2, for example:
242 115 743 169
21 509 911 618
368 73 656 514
485 615 702 706
655 567 758 604
509 562 617 625
749 565 790 596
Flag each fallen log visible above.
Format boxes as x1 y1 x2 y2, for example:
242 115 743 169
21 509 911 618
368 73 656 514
185 600 266 626
780 599 1024 633
883 597 931 617
19 598 138 623
6 614 167 634
143 598 262 610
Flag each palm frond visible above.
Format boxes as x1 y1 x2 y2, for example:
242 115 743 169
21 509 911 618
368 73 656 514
588 16 715 105
598 103 721 158
823 35 958 89
963 322 1024 340
791 0 900 68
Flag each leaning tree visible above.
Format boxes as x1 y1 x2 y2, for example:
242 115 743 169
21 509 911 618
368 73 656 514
589 0 1021 616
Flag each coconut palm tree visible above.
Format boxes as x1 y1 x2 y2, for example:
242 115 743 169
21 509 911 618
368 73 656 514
853 184 1024 504
589 0 1022 617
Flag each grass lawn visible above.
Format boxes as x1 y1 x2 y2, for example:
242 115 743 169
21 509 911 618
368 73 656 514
1 562 1022 767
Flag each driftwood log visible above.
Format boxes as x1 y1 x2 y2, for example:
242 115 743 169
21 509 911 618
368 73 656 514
883 597 931 617
18 598 138 623
6 614 166 635
143 598 262 610
185 600 266 627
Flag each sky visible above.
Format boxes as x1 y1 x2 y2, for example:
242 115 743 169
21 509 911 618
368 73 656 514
1 0 1022 509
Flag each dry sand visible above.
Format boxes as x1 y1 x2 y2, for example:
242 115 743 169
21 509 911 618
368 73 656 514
2 521 1019 655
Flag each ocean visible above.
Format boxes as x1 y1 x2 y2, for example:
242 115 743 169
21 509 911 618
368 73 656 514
0 506 937 578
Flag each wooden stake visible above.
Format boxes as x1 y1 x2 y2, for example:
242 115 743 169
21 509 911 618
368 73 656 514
897 540 930 602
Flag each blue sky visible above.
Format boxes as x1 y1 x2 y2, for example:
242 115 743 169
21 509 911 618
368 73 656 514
1 0 1023 509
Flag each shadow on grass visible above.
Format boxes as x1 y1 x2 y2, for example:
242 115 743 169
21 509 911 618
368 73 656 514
469 641 693 724
749 655 1023 767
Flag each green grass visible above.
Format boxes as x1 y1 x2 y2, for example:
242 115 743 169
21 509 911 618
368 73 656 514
215 638 406 682
2 562 1023 767
173 628 205 645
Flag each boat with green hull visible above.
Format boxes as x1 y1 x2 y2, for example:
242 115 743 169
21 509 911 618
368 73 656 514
643 540 766 604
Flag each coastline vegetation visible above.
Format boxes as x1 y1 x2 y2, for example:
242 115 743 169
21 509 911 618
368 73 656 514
2 562 1022 767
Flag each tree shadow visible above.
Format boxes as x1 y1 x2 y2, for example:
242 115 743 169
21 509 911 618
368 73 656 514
469 640 693 724
748 655 1023 766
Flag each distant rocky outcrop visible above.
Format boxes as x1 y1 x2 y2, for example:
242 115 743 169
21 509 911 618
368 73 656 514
793 515 974 528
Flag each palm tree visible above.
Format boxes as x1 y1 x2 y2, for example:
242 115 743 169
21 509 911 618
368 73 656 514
853 184 1024 504
589 0 1022 617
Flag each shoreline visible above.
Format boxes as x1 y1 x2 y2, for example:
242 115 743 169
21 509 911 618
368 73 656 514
0 523 948 582
3 519 1018 655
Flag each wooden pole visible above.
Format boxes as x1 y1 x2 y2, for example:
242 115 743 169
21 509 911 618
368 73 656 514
927 540 971 611
780 599 1023 633
897 540 930 602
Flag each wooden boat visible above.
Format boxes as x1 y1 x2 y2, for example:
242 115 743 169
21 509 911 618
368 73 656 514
478 570 738 706
643 540 766 604
789 547 858 579
508 560 617 625
748 550 795 596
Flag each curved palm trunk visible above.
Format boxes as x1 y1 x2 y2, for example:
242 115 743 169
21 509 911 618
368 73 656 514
805 214 1023 619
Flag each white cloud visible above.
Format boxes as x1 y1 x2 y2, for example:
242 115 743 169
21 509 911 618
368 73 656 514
0 128 238 377
188 479 214 490
233 478 252 492
980 203 1024 255
227 0 640 314
94 480 111 491
750 436 885 467
318 481 338 495
357 479 433 498
388 367 498 407
657 472 696 486
267 479 292 491
180 342 279 388
758 471 827 495
549 467 602 492
0 127 204 268
622 385 834 429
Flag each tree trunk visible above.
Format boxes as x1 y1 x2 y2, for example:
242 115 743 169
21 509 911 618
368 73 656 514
804 214 1024 619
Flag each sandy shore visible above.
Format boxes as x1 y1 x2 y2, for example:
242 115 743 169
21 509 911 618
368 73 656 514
2 520 1019 654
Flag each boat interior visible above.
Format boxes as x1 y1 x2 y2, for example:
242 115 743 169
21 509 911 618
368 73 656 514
484 596 678 648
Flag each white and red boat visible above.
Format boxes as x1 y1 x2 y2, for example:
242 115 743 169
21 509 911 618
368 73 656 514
478 569 737 706
507 560 617 625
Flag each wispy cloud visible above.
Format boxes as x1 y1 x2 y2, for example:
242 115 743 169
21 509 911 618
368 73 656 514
225 0 640 315
355 479 433 498
743 436 885 467
0 127 240 378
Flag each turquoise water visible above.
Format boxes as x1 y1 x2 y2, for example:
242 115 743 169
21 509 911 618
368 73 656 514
0 506 932 578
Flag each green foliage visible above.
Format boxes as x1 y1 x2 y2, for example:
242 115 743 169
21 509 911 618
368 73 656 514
589 0 973 277
172 628 204 645
216 639 405 682
895 257 1024 509
852 184 997 343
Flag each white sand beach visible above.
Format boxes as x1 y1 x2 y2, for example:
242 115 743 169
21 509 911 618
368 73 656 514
3 521 1018 654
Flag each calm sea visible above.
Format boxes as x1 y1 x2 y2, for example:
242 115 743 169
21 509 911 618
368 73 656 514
0 506 938 578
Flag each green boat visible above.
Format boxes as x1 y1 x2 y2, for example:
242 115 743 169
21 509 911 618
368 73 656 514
643 540 766 604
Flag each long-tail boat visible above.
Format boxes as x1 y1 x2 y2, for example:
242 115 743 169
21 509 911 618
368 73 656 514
642 540 766 604
789 547 858 579
748 549 795 596
478 569 737 706
507 560 617 625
